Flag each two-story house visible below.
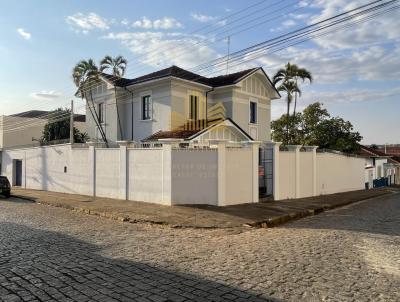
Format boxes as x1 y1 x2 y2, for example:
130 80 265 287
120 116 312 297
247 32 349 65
80 65 280 144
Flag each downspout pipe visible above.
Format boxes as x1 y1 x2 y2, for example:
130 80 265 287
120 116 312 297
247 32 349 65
114 86 124 141
124 87 135 141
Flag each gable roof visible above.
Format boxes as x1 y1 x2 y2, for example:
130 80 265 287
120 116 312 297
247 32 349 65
357 145 390 158
388 157 400 165
99 65 280 97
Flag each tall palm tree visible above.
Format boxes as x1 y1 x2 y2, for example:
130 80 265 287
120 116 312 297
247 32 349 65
72 59 108 145
291 65 312 116
99 55 128 140
273 62 312 144
99 55 127 77
276 81 301 145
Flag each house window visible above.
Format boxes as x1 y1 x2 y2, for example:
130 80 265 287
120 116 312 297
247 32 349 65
142 95 152 120
98 103 105 124
189 95 198 120
250 101 257 124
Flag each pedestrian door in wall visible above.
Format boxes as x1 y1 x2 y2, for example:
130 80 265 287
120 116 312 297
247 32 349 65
14 159 22 186
259 146 273 198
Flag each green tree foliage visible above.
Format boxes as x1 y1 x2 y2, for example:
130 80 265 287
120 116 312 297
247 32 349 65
271 102 362 153
40 108 89 144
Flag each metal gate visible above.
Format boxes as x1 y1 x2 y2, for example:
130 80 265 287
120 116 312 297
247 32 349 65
14 159 22 186
259 146 273 198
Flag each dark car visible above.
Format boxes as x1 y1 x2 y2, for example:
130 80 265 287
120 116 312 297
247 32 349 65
0 176 11 198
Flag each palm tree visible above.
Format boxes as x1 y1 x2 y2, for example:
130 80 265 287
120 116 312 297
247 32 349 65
72 59 99 92
99 55 128 140
273 62 312 116
99 55 127 77
72 59 108 145
291 65 312 116
276 81 301 145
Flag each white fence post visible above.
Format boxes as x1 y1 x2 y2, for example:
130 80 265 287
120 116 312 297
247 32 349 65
288 145 302 198
160 139 181 205
117 141 129 200
87 142 96 197
246 141 261 203
305 146 318 196
216 141 227 206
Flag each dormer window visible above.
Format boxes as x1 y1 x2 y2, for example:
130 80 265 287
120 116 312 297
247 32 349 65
189 95 198 120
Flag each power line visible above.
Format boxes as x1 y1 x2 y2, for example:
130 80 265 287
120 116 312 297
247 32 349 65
77 0 398 108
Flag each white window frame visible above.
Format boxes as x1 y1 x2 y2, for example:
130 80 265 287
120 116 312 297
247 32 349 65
249 99 258 124
140 91 153 121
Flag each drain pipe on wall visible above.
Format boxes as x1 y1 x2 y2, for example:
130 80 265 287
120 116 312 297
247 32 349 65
124 87 135 141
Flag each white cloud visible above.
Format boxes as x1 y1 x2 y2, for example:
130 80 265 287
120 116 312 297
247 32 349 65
121 19 130 26
255 40 400 84
270 19 297 32
282 20 296 27
308 0 400 49
103 31 217 69
66 12 110 34
271 87 400 120
298 0 309 7
17 28 31 40
30 91 62 100
132 17 153 29
132 17 183 30
153 17 183 29
289 13 310 20
191 13 217 23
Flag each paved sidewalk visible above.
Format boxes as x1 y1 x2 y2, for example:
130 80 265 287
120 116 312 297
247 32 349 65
11 187 397 228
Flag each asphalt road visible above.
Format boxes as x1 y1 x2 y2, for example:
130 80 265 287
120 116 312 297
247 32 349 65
0 192 399 302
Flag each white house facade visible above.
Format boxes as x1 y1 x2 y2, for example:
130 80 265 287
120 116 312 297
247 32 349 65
80 66 280 144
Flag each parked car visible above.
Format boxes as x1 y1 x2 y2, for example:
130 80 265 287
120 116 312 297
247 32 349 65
0 176 11 198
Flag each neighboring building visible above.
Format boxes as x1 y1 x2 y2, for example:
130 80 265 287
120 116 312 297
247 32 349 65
0 110 86 149
79 65 280 144
373 144 400 156
357 145 397 188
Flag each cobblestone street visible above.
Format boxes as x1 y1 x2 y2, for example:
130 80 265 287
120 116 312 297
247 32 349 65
0 193 399 302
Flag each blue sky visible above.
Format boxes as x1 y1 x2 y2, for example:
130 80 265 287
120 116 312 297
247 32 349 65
0 0 399 144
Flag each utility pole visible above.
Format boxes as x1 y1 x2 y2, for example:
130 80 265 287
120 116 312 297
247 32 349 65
70 100 74 144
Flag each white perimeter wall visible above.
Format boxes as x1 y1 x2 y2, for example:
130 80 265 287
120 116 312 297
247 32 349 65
1 142 258 206
171 149 218 205
317 152 365 195
275 146 365 200
279 151 296 200
225 148 255 205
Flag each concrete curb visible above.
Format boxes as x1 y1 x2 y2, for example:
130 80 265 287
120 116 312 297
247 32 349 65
12 189 395 229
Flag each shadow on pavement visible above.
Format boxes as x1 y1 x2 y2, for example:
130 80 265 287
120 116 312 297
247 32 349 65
282 193 400 237
184 189 392 222
0 196 34 203
0 222 281 302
